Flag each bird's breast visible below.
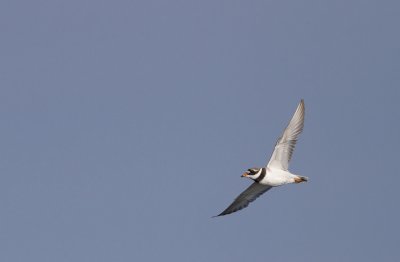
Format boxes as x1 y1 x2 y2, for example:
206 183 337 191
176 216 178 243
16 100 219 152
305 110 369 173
259 169 293 186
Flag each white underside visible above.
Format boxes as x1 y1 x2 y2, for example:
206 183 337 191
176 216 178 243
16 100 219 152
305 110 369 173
258 168 297 187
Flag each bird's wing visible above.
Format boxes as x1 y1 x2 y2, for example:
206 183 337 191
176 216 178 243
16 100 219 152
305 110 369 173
266 100 305 171
216 183 272 216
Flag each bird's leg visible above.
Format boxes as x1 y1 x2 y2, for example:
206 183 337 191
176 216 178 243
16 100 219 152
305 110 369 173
294 176 308 183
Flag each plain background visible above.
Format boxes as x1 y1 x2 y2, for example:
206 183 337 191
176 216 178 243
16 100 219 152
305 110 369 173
1 1 399 261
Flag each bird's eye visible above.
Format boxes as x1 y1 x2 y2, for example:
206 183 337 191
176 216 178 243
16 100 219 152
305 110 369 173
249 168 260 174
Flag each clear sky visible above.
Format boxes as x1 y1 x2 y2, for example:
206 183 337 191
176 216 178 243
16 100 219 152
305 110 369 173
1 1 399 261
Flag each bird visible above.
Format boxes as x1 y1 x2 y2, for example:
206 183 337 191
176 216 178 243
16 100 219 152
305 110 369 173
215 99 307 216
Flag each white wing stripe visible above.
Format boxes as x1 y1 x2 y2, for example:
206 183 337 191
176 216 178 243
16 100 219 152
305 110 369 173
267 100 305 171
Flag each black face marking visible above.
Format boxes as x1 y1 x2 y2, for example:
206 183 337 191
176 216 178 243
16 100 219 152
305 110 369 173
248 168 259 175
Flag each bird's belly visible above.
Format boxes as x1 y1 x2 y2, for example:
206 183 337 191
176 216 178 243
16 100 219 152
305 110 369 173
259 170 293 186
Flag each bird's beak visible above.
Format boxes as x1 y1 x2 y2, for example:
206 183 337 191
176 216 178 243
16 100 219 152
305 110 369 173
241 172 248 177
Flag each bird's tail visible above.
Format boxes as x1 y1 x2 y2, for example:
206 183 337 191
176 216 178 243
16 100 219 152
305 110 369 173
300 176 308 182
294 175 308 183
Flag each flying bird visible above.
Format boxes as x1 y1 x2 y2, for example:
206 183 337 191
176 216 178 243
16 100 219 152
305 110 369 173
216 100 307 216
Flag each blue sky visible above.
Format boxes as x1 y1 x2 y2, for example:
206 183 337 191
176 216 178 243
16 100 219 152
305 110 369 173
1 1 399 261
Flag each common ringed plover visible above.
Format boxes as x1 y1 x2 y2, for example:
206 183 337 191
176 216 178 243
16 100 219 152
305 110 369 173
216 99 307 216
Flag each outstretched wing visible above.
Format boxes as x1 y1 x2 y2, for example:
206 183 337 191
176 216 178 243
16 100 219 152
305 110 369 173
216 183 272 216
267 100 305 171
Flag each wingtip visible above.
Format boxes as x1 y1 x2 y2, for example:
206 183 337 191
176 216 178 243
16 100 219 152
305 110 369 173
212 210 231 217
298 99 305 113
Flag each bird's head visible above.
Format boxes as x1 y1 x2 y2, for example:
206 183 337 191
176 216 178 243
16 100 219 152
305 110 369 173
241 168 262 180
